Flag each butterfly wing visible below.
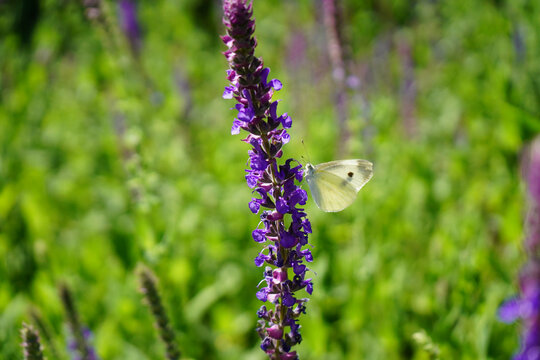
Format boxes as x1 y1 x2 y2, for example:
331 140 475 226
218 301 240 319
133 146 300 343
305 159 373 212
306 169 358 212
314 159 373 192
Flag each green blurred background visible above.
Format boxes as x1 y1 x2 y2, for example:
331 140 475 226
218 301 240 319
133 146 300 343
1 0 539 359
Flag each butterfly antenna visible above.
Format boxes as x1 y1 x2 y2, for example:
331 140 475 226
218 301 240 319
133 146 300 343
301 139 312 164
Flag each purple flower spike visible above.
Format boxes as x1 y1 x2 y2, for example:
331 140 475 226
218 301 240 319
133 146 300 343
527 142 540 204
525 141 540 255
20 323 45 360
118 0 142 55
499 138 540 358
223 1 313 358
59 285 101 360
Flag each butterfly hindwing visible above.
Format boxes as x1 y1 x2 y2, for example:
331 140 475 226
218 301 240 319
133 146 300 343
306 168 358 212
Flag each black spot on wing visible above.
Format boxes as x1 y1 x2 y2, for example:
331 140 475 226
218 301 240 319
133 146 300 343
347 172 354 178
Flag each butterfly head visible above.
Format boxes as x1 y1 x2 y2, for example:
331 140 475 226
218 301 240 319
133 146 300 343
304 163 315 178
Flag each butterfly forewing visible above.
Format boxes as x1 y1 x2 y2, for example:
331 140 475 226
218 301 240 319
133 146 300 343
305 159 373 212
314 159 373 191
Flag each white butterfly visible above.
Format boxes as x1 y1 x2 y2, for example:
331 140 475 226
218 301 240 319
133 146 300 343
304 159 373 212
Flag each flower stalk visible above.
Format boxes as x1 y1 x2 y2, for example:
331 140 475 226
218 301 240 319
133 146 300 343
30 308 62 360
138 266 181 360
59 284 99 360
222 1 313 358
21 323 45 360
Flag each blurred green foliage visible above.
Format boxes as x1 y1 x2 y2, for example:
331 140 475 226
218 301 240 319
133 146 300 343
1 0 539 359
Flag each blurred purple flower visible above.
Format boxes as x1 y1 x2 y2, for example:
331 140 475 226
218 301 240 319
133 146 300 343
67 327 99 360
398 40 418 138
523 140 540 257
285 30 307 72
222 1 313 358
499 139 540 359
118 0 142 55
82 0 102 21
59 285 100 360
527 142 540 205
